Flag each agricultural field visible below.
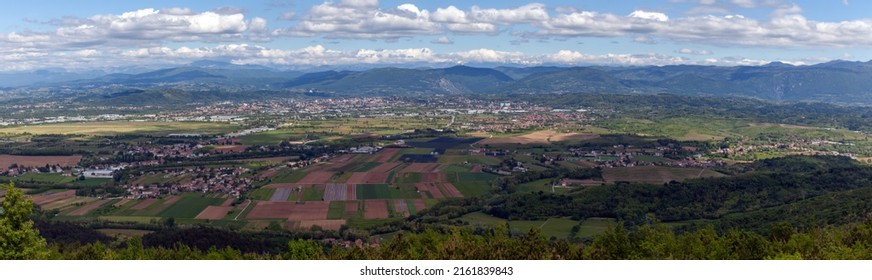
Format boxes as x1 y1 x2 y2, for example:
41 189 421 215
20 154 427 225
459 212 614 239
0 121 237 136
602 166 726 184
0 155 82 170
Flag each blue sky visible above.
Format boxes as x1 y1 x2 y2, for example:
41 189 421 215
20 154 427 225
1 0 871 71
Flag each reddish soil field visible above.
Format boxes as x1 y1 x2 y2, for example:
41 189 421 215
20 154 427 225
347 185 357 201
220 198 235 207
401 163 440 173
246 201 330 220
363 172 389 184
393 200 409 217
0 155 82 171
345 201 359 217
234 199 251 211
440 183 464 198
195 206 233 220
369 162 401 173
364 200 390 219
345 172 369 184
421 172 447 183
415 183 445 199
113 198 131 207
246 201 295 219
412 199 426 212
30 190 76 205
147 196 183 214
327 154 357 171
129 199 159 210
212 145 248 154
68 199 114 216
471 165 483 172
287 201 330 221
257 168 279 179
296 171 334 184
299 220 346 231
374 148 401 162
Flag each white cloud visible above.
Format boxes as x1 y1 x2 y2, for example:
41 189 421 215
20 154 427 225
431 36 454 44
629 10 669 22
677 48 713 55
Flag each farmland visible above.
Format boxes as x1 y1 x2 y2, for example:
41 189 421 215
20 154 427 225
0 121 237 136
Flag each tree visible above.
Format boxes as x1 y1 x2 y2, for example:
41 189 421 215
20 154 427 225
0 182 49 259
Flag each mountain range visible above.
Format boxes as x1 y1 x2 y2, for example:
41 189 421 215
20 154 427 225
5 59 872 105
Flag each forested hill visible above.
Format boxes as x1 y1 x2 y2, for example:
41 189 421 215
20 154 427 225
483 155 872 233
10 60 872 105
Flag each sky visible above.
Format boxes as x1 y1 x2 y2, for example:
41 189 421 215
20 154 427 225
1 0 871 72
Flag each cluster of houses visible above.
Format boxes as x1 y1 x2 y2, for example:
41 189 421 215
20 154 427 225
123 166 254 198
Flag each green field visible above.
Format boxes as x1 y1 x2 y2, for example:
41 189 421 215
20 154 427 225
248 187 275 201
602 166 726 184
271 170 308 184
357 184 390 199
98 216 161 223
302 187 324 201
327 201 345 219
447 172 497 197
1 173 77 184
0 121 237 136
460 212 614 239
238 129 313 145
349 162 381 172
158 193 226 219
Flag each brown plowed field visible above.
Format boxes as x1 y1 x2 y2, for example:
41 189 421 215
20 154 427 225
471 165 483 172
346 172 368 184
129 199 159 210
412 199 426 213
374 148 401 162
421 172 447 183
370 162 401 173
213 145 247 153
287 201 330 220
363 172 388 184
67 199 113 216
328 154 357 171
113 198 131 207
364 200 390 219
0 155 82 171
297 171 334 184
440 183 464 198
347 184 357 200
30 190 75 205
298 220 345 231
345 201 359 217
416 183 444 199
401 163 440 173
220 198 235 206
246 201 295 219
195 206 233 220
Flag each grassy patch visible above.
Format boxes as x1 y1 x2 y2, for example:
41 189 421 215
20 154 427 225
302 187 325 201
158 193 225 219
248 187 275 201
0 121 237 136
356 184 391 199
98 216 161 223
327 201 345 219
349 162 381 172
271 170 308 184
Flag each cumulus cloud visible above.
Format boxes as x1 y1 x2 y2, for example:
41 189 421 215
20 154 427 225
273 1 440 38
431 36 454 44
677 48 713 55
